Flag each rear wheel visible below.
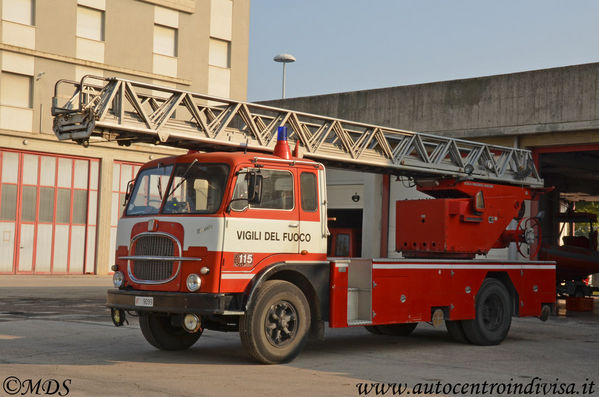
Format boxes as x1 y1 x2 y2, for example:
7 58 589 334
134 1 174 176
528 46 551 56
462 278 512 345
364 325 383 335
139 313 202 350
240 280 310 364
445 320 471 344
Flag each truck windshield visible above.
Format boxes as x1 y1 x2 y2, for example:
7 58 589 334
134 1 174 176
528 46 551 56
163 163 229 214
125 163 229 216
126 164 173 216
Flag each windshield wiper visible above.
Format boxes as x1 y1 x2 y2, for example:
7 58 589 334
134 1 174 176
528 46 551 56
166 159 199 199
157 176 163 200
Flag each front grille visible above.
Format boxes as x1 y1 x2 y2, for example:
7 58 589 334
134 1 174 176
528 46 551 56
131 234 177 281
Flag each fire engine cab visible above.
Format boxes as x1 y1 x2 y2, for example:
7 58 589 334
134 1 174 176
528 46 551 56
52 76 556 364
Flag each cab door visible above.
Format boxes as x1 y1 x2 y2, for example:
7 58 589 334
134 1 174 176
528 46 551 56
224 166 300 271
298 170 327 257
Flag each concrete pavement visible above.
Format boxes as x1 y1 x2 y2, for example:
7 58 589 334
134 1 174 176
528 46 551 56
0 276 598 397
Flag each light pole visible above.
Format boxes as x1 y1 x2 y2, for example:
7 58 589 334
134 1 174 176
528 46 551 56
273 53 296 99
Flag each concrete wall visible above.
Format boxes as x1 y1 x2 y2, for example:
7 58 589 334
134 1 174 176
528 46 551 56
263 63 599 145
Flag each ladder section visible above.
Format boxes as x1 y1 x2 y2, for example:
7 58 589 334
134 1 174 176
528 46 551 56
52 76 543 187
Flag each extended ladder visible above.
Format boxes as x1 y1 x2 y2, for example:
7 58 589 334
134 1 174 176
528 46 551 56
52 76 543 187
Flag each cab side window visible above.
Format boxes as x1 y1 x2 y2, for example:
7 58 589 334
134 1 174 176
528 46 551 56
232 169 294 210
300 172 317 212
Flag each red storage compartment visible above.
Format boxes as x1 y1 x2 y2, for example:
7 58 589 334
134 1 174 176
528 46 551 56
396 181 531 259
329 260 349 328
396 198 501 258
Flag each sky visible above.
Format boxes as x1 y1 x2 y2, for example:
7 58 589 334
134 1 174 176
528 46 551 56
248 1 599 102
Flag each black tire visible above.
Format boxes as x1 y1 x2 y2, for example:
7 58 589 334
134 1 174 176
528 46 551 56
139 313 202 351
462 278 512 345
376 323 417 336
239 280 310 364
445 320 471 344
364 325 383 335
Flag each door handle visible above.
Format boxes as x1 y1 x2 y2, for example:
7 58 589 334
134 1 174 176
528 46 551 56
288 223 299 228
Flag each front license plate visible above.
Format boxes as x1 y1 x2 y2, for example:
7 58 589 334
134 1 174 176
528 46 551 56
135 296 154 307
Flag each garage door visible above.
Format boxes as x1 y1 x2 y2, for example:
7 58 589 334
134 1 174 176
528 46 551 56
0 150 99 274
108 161 142 270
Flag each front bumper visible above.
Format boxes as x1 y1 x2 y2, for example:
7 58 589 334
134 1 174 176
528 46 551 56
106 289 242 315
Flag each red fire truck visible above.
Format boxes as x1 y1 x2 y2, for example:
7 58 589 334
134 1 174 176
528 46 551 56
52 76 555 364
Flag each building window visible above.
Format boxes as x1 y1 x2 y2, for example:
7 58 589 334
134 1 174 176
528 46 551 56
154 24 177 57
210 0 232 41
2 0 34 25
209 38 230 68
0 185 17 221
0 72 32 108
77 5 104 41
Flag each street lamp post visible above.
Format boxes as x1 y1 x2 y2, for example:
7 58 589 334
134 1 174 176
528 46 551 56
273 53 296 99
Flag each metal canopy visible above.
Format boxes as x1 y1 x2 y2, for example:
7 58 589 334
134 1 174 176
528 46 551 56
52 76 543 187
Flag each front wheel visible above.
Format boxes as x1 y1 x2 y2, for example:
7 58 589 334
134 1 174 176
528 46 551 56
239 280 310 364
139 313 202 350
462 278 512 345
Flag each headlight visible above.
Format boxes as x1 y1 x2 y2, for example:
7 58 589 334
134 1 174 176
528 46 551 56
113 271 124 288
182 314 201 333
186 274 201 292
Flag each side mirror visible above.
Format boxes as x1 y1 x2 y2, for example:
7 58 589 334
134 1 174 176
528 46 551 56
227 169 263 213
247 172 263 205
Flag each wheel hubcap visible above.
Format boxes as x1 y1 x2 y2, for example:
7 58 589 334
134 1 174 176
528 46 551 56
265 300 298 347
481 294 503 331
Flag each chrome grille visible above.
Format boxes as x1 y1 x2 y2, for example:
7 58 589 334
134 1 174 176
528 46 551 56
131 235 176 281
